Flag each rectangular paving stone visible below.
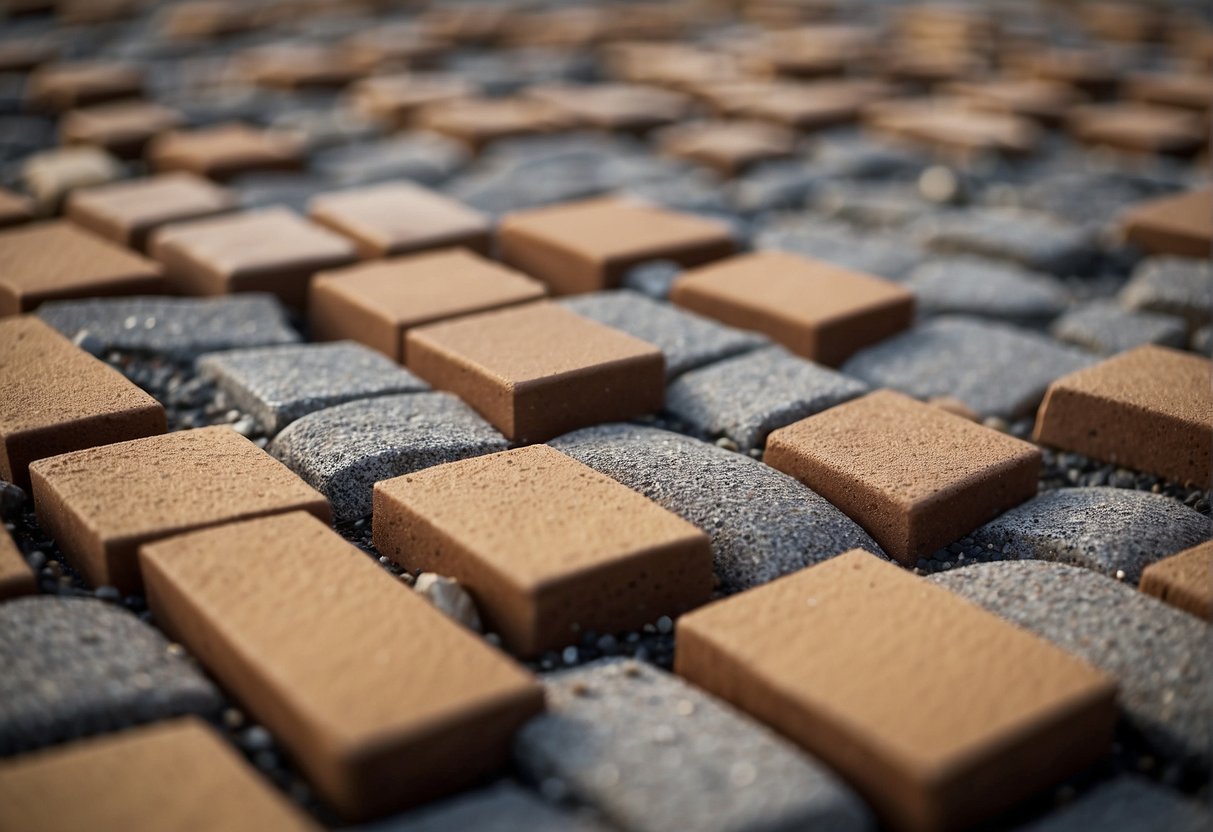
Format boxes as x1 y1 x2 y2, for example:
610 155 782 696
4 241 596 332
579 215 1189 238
415 96 572 153
26 60 142 111
0 316 165 489
515 659 873 832
1140 540 1213 620
406 301 664 443
139 511 543 821
1034 345 1212 487
348 72 476 128
676 550 1118 832
864 99 1040 159
1125 71 1213 113
671 250 915 367
308 182 491 259
59 100 184 159
374 444 712 656
498 197 737 295
0 188 34 229
657 120 798 178
526 82 691 134
30 426 330 593
310 249 546 363
149 207 358 309
199 341 429 434
0 718 318 832
66 172 238 252
765 389 1041 563
148 122 306 182
1068 103 1207 157
1119 188 1212 259
0 221 164 316
0 526 35 601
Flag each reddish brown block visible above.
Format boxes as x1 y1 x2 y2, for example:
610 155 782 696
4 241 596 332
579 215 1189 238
150 208 357 308
67 172 237 252
943 78 1085 125
30 426 330 593
865 98 1039 159
1034 345 1213 487
347 72 475 128
724 79 895 131
1139 540 1213 620
0 719 320 832
310 248 546 362
497 197 736 295
0 38 58 74
308 182 490 259
148 122 305 182
415 96 571 152
0 221 163 316
237 42 361 90
670 250 915 367
59 100 183 158
676 550 1118 832
1119 187 1211 258
374 444 712 657
765 390 1041 562
1008 48 1117 97
25 61 143 112
140 512 543 821
0 189 34 229
525 83 691 134
1125 71 1213 113
1068 103 1207 157
406 301 664 442
0 526 36 601
657 120 797 177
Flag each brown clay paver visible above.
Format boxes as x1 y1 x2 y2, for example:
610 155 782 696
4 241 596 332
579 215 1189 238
1119 187 1211 258
0 189 34 230
59 100 183 158
26 61 143 111
147 123 305 181
657 120 797 177
0 526 36 601
1139 540 1213 620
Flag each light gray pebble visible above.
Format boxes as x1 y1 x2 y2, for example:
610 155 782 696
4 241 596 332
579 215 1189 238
1119 257 1213 330
364 783 611 832
916 208 1096 275
515 659 873 832
314 132 469 187
755 215 924 280
231 173 333 215
1050 300 1187 354
906 257 1069 324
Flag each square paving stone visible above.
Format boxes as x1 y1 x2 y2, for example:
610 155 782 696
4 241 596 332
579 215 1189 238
497 197 737 295
766 389 1041 563
66 172 238 252
1013 776 1211 832
676 551 1117 832
559 289 768 379
1035 345 1212 487
1119 256 1213 330
1139 540 1213 620
308 182 492 259
0 596 221 755
348 72 476 128
0 221 164 316
269 392 508 521
514 659 873 832
367 783 610 832
149 207 358 309
0 526 35 601
915 208 1096 275
906 256 1069 325
864 99 1040 159
406 301 664 443
671 250 915 367
666 345 869 452
199 341 429 434
841 316 1095 419
310 249 547 363
1119 187 1212 259
657 120 798 177
59 100 184 159
1068 103 1207 157
0 719 319 832
1 316 165 489
30 425 330 593
525 83 691 134
26 60 142 111
1126 71 1213 113
0 188 34 229
1050 300 1187 355
148 122 306 182
374 445 711 656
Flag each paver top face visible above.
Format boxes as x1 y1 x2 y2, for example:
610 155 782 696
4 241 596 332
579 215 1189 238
68 172 236 235
309 182 489 251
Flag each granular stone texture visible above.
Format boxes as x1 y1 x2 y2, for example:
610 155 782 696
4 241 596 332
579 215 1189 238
1012 776 1211 832
0 596 221 755
369 784 611 832
665 346 869 452
560 290 768 379
550 424 884 591
199 342 429 434
841 316 1095 418
961 487 1209 584
1050 301 1187 354
755 216 923 280
515 659 873 832
916 209 1096 275
37 294 300 360
269 392 507 521
313 134 469 187
906 257 1069 324
1119 257 1213 329
1020 170 1182 231
933 561 1211 770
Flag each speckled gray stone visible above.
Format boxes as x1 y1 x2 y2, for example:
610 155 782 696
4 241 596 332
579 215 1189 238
1012 777 1211 832
549 424 884 591
1051 300 1188 354
515 659 873 832
841 316 1095 418
755 216 923 280
1194 325 1212 357
0 596 221 755
313 133 468 187
916 209 1096 275
1020 169 1182 231
37 294 299 360
962 488 1210 583
269 392 507 521
932 561 1211 769
622 261 683 301
560 291 768 379
666 346 868 452
198 341 429 434
906 257 1069 324
811 183 934 229
367 783 610 832
1119 257 1213 329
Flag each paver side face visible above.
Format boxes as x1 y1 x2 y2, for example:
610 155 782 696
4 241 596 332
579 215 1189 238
1139 540 1213 620
1120 187 1213 258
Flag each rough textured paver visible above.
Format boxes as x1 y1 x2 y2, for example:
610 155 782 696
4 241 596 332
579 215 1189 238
932 561 1211 769
916 209 1096 275
37 294 300 359
1012 776 1212 832
368 784 611 832
560 290 768 379
550 424 884 591
1119 257 1213 329
270 392 508 521
906 257 1069 324
666 346 869 452
515 659 873 832
1051 300 1187 354
199 342 429 434
755 217 923 280
0 596 221 755
841 316 1095 418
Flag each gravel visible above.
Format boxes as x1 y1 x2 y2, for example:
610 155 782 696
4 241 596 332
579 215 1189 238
1119 257 1213 329
1050 300 1188 354
906 256 1070 324
915 208 1097 275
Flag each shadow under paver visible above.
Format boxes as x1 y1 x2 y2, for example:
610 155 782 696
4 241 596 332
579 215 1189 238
366 783 611 832
841 316 1095 419
515 659 873 832
199 341 429 434
0 596 221 755
270 392 508 521
1012 776 1212 832
550 424 884 592
932 560 1211 770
